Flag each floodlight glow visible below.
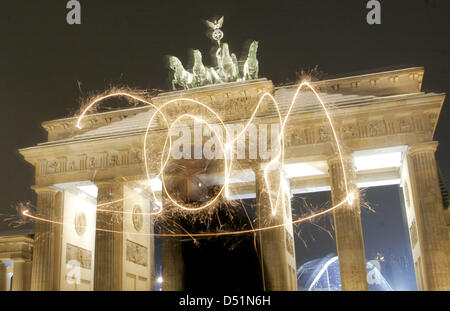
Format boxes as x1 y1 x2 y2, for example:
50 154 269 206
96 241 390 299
148 178 162 192
357 179 400 188
283 163 325 179
354 152 402 171
225 193 256 200
228 169 255 183
77 185 98 198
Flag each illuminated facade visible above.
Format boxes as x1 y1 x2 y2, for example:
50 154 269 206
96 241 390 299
0 67 449 291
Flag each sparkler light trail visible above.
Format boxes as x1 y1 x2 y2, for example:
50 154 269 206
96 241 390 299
23 80 355 238
23 197 349 237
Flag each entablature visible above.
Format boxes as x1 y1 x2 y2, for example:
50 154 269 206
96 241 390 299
20 91 444 187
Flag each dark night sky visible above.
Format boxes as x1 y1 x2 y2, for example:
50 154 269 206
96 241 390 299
0 0 448 239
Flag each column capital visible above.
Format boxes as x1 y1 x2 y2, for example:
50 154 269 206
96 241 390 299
408 141 438 155
249 160 281 173
115 175 148 183
327 152 356 180
12 258 32 264
30 185 60 194
249 160 264 172
93 178 124 187
327 152 352 165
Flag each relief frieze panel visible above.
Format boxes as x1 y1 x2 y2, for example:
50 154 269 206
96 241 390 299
126 239 148 267
38 148 149 176
367 120 387 137
66 243 92 270
108 153 120 167
396 117 414 133
317 126 331 143
36 110 438 176
341 123 359 139
128 149 143 164
67 159 77 172
283 112 435 149
46 159 60 174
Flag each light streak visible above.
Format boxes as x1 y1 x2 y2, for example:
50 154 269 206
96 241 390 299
159 113 230 211
23 195 348 237
25 80 355 237
307 255 339 291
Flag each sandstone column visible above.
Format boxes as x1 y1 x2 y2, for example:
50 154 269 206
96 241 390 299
31 186 63 291
161 186 184 291
94 180 124 291
254 163 297 291
12 260 32 291
407 142 450 290
0 261 7 291
161 236 184 290
148 207 156 291
328 154 368 291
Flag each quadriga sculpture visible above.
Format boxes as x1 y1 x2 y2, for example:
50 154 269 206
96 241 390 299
192 49 212 86
168 17 259 90
243 41 259 81
192 50 222 87
169 56 195 90
219 43 239 82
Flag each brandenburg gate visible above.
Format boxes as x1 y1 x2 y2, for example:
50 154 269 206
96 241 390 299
0 66 443 291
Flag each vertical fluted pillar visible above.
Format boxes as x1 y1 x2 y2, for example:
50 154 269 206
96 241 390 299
161 236 184 290
149 210 155 291
407 142 450 290
254 163 297 291
31 187 63 291
12 261 32 291
328 154 368 291
0 262 7 291
161 186 184 291
94 180 124 291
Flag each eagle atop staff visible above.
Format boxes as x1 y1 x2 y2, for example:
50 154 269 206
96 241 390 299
206 16 224 46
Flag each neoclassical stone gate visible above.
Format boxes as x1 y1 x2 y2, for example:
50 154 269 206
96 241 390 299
14 67 450 291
